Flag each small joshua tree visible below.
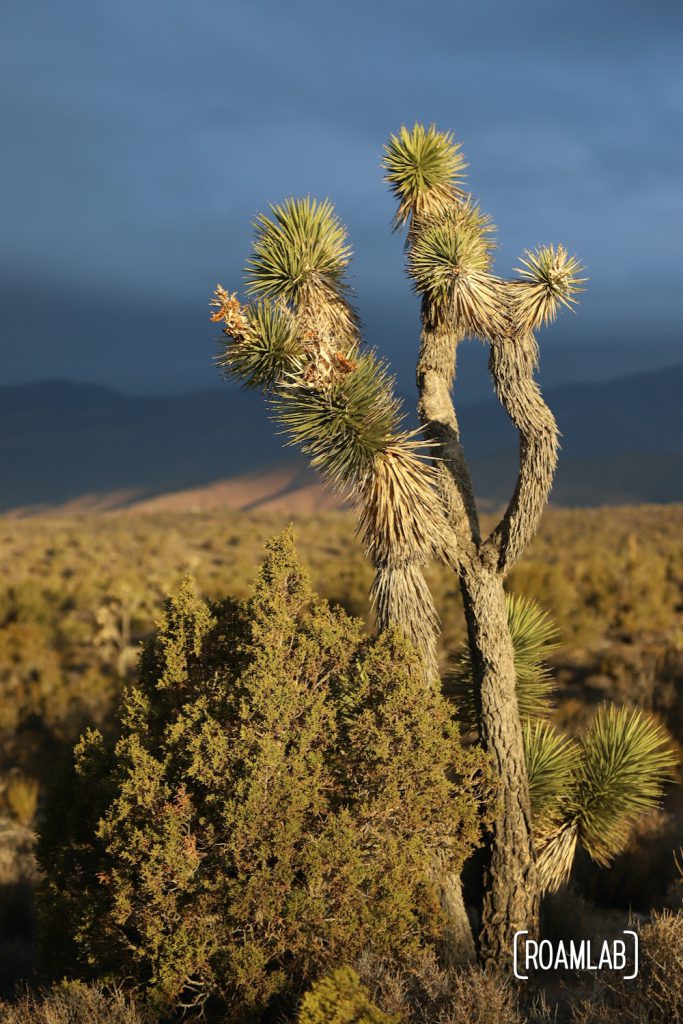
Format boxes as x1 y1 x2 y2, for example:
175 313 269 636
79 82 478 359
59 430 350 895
452 595 675 894
209 123 669 963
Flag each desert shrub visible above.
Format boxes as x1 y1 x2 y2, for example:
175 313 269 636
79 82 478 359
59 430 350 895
2 504 681 781
4 777 39 826
38 530 486 1021
355 949 525 1024
426 967 525 1024
0 624 63 738
570 911 683 1024
0 982 143 1024
297 968 396 1024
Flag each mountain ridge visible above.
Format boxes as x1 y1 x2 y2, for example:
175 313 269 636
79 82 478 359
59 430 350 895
2 363 682 513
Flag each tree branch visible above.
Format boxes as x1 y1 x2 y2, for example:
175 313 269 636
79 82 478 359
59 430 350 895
481 311 559 574
416 316 481 575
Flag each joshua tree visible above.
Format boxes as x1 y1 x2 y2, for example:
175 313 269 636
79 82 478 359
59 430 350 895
208 124 667 964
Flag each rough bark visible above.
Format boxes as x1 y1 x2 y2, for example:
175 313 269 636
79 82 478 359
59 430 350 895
416 311 540 967
434 854 477 965
462 566 538 963
482 322 559 573
416 318 481 564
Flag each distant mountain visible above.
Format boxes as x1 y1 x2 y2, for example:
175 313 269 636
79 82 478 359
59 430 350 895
0 381 284 510
455 362 683 459
1 365 682 513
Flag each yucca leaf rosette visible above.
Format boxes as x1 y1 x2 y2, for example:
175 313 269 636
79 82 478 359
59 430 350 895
573 705 674 866
536 705 675 892
212 291 303 390
408 209 503 337
246 196 359 347
512 244 586 332
273 351 403 489
383 122 467 230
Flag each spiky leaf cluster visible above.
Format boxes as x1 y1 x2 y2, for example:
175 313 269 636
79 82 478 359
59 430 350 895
409 221 501 336
382 123 467 228
217 299 303 390
409 212 493 288
273 352 403 488
524 720 577 833
506 594 560 709
513 244 586 331
534 705 675 892
246 196 352 306
447 594 558 730
448 591 675 891
573 705 674 866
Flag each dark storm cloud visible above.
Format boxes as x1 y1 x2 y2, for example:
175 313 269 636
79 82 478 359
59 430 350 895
1 0 681 392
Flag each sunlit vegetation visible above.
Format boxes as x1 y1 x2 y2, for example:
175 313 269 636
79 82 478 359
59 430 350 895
0 504 681 788
0 504 682 1020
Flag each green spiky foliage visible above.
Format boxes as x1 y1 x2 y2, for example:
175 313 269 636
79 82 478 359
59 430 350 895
573 705 674 866
407 208 502 336
385 123 585 349
447 596 676 893
247 196 352 304
383 123 467 229
38 532 487 1020
245 196 359 346
523 720 577 834
212 188 450 674
383 123 507 344
506 594 560 704
273 351 403 487
513 244 586 331
217 298 303 390
447 593 559 731
534 707 675 893
211 283 446 574
535 706 675 893
297 967 397 1024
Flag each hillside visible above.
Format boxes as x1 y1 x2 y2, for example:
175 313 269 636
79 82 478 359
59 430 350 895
2 364 682 513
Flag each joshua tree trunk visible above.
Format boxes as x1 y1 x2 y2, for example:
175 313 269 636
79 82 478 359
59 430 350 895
434 848 477 965
417 312 542 962
461 567 537 961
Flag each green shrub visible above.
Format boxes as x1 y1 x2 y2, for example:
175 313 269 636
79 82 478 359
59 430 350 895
38 530 486 1021
297 967 397 1024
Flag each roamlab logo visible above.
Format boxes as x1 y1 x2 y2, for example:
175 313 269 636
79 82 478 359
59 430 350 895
513 930 639 980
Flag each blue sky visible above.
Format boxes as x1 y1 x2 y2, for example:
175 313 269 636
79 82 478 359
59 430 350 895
2 0 681 396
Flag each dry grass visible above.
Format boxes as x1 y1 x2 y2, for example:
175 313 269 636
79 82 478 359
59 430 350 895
0 983 144 1024
571 911 683 1024
355 948 533 1024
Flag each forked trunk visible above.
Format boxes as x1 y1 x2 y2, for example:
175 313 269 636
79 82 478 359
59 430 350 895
462 567 538 963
